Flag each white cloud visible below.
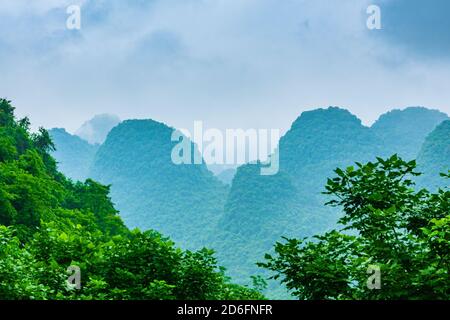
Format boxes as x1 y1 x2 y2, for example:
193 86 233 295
0 0 85 15
0 0 449 134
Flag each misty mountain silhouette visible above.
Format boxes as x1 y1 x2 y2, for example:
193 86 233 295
76 114 121 145
89 119 228 249
49 106 449 297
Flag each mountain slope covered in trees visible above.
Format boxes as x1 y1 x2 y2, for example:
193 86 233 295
48 105 449 298
212 107 449 294
212 108 379 290
371 107 448 160
416 120 450 190
0 99 263 300
260 156 450 299
49 128 99 182
89 119 229 249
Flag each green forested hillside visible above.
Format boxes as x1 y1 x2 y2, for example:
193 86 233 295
212 107 448 296
212 164 299 266
48 105 449 298
0 99 263 300
278 107 381 230
89 119 229 249
371 107 448 160
3 96 447 299
280 107 380 187
260 156 450 299
417 120 450 190
49 128 99 181
213 108 378 294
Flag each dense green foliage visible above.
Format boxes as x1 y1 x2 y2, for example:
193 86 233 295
0 99 264 300
280 107 380 193
211 163 301 297
260 156 449 299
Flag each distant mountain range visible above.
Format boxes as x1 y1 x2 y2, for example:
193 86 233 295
76 114 121 145
49 128 99 181
417 120 450 190
49 106 449 297
210 107 449 296
372 107 449 160
49 113 121 181
88 119 228 249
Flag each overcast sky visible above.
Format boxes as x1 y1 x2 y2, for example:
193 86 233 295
0 0 449 134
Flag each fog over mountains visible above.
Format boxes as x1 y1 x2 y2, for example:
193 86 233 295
49 128 99 182
49 106 449 297
75 114 121 145
89 119 228 249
